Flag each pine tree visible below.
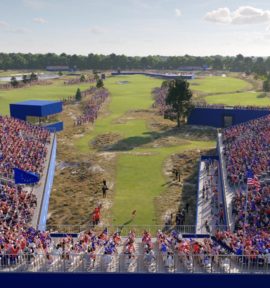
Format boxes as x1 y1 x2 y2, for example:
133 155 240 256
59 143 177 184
75 88 82 101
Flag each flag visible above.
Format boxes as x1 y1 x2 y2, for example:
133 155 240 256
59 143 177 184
13 168 40 184
246 170 261 191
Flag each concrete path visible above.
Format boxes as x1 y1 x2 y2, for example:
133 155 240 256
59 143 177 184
30 133 55 228
196 158 224 234
217 133 235 230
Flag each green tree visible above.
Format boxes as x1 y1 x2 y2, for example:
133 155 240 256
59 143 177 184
80 74 86 82
22 74 28 84
58 71 63 76
263 79 270 92
93 71 99 81
10 76 18 87
96 79 104 89
75 88 82 101
30 72 38 82
165 79 193 127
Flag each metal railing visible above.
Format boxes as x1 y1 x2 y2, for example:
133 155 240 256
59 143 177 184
46 225 228 236
1 253 269 274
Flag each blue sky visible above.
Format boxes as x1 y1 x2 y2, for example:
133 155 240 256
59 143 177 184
1 0 270 56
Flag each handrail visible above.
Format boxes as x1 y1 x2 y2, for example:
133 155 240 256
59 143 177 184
37 131 56 229
217 133 231 229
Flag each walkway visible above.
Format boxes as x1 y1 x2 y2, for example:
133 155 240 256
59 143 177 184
217 133 234 230
196 158 225 234
31 133 55 228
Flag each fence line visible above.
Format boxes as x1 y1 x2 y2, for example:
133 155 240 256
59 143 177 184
1 252 269 274
45 225 228 235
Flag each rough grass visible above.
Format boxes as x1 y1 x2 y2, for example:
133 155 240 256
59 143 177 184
205 91 270 106
191 76 252 94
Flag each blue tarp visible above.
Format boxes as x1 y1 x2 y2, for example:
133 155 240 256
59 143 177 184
14 168 40 184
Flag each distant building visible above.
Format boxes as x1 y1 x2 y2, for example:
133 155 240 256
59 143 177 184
46 66 76 72
111 71 195 80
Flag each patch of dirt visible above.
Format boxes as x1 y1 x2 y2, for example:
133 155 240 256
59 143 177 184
155 149 216 226
92 133 122 149
147 137 189 148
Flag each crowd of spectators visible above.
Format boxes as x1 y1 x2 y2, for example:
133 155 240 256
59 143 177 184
219 114 270 262
0 116 50 179
194 104 270 110
0 116 51 267
222 115 270 187
74 88 109 126
152 87 170 115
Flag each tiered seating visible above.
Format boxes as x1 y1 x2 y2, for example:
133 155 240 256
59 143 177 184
0 116 51 271
0 116 50 179
219 114 270 261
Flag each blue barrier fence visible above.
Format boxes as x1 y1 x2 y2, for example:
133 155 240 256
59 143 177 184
38 134 57 231
111 71 195 80
0 272 269 288
188 107 270 128
44 121 63 132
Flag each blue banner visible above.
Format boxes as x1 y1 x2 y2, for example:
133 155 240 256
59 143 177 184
14 168 40 184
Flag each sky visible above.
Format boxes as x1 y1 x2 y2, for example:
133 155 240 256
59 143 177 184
1 0 270 56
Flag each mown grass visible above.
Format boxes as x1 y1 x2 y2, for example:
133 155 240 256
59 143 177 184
112 141 215 226
205 91 270 106
0 79 92 115
190 76 252 94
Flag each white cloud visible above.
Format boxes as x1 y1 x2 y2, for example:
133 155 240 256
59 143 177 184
175 8 182 17
33 17 47 24
204 7 231 23
204 6 270 25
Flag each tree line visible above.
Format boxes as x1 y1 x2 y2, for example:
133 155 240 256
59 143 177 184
1 53 270 74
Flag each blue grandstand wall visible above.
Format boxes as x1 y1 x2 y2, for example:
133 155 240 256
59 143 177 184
38 135 57 231
44 121 64 132
188 107 270 128
10 100 63 132
10 100 63 120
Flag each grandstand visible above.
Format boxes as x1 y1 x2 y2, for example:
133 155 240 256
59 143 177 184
1 104 270 274
111 71 195 80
